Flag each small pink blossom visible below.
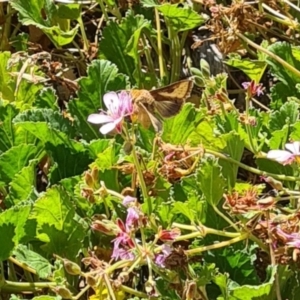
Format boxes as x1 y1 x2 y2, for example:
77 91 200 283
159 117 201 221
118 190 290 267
275 227 300 249
126 207 140 229
267 141 300 165
87 91 133 135
122 195 137 207
155 244 172 267
242 80 264 97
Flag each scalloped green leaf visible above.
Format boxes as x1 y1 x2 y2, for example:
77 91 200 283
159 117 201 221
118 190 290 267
0 144 38 183
198 157 226 206
11 0 78 47
0 205 32 261
13 244 53 279
5 160 37 207
219 132 244 190
30 186 86 259
158 4 204 32
225 57 267 83
268 100 299 133
0 104 19 153
162 103 203 144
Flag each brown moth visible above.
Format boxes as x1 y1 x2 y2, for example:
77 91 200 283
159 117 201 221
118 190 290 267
130 78 194 132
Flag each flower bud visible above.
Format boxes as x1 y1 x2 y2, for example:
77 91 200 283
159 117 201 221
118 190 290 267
53 286 73 299
84 171 94 188
63 259 81 275
86 275 97 287
200 58 211 78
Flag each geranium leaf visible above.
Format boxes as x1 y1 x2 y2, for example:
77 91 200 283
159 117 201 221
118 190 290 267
11 0 78 47
30 186 86 259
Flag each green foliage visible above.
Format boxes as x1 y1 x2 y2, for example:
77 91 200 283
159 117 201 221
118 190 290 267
2 2 300 300
11 0 79 47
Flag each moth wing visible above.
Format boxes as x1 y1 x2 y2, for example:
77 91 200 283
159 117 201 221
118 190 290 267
138 102 162 132
149 79 194 118
150 79 194 101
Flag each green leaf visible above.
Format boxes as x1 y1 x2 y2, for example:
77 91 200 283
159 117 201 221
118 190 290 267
13 244 53 279
266 42 300 103
13 109 83 150
35 87 59 110
11 0 78 47
158 4 204 32
0 205 32 261
0 144 38 183
268 100 299 132
30 186 86 259
198 157 226 206
267 42 300 86
0 104 19 153
225 56 267 82
57 4 81 20
13 108 75 136
140 0 159 7
229 266 277 300
48 143 91 184
99 21 135 82
68 59 130 141
86 139 112 158
219 132 244 190
123 13 151 85
162 103 203 144
0 52 15 101
5 160 37 207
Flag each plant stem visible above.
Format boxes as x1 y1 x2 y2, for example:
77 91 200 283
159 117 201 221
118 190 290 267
185 233 249 256
205 149 300 182
141 34 156 87
212 205 239 231
77 15 89 51
131 145 152 214
155 7 165 81
98 0 110 22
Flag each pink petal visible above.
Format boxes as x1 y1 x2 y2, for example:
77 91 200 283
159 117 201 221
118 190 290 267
285 142 300 155
103 92 119 112
87 114 113 124
100 122 117 135
267 150 294 163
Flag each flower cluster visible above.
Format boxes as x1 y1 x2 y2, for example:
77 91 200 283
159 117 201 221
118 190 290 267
88 91 133 135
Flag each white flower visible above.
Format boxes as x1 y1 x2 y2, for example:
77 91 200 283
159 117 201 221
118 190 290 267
267 141 300 165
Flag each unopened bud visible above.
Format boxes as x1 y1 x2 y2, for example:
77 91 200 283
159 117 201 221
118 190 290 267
123 141 133 154
53 286 73 299
200 58 211 78
91 167 99 182
63 259 81 275
86 275 97 287
84 171 94 188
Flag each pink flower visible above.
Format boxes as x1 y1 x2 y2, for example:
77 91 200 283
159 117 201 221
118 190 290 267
267 141 300 165
155 244 172 267
242 81 264 97
126 207 140 229
122 196 136 207
87 91 133 135
275 227 300 248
